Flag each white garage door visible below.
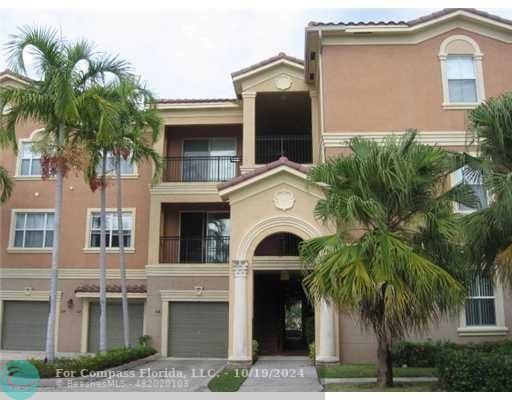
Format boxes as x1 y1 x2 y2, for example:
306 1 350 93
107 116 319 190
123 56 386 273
168 302 228 358
88 301 144 353
1 301 49 350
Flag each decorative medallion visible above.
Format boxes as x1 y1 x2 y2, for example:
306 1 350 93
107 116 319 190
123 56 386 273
273 190 295 211
275 75 292 90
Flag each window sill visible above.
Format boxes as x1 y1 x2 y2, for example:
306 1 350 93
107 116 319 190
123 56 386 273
7 247 53 253
457 326 509 336
442 102 479 110
83 248 135 254
14 176 53 181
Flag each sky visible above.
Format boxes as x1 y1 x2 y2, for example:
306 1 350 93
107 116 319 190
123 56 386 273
1 8 512 99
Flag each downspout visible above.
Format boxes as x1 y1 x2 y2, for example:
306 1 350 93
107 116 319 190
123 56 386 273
318 30 326 163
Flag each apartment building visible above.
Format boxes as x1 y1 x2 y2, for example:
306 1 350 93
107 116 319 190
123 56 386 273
1 8 512 365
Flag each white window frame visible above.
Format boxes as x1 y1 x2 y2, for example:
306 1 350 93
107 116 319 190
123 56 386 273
439 35 485 110
451 165 489 214
15 138 43 180
83 208 136 253
458 278 508 337
7 209 55 253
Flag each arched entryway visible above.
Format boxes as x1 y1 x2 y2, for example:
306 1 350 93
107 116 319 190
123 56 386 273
252 233 314 355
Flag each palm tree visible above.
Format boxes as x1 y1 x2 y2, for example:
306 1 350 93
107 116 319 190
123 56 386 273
109 78 161 347
0 166 13 203
464 93 512 286
0 26 129 361
300 131 475 388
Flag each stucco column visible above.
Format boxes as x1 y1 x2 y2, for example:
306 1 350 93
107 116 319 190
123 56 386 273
230 260 251 364
147 197 162 265
309 90 320 164
316 298 339 364
241 92 256 170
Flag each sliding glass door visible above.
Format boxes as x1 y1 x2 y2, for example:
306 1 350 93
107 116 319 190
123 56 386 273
182 138 237 182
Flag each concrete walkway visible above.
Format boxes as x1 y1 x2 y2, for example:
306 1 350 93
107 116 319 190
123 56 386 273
239 357 323 392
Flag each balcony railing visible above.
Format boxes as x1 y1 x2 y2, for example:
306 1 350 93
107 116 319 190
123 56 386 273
162 156 240 182
256 134 312 164
159 236 230 263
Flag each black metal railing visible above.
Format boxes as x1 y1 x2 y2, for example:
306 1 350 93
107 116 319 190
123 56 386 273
159 236 230 263
256 134 312 164
163 156 240 182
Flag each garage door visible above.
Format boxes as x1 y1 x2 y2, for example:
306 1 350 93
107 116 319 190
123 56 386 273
1 301 49 350
88 302 144 353
168 302 228 358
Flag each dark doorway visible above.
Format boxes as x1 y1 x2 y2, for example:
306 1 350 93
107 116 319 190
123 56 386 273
253 271 314 355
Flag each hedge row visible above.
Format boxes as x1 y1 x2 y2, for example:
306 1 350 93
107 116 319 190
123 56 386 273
392 339 512 368
392 340 512 391
31 345 157 378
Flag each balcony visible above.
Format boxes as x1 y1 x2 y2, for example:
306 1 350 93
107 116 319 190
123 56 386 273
162 156 241 183
159 236 230 263
256 134 312 164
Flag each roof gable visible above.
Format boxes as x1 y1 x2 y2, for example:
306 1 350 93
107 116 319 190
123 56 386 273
218 156 311 198
231 52 305 96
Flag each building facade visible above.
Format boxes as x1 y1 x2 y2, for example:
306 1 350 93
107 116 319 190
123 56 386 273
1 8 512 364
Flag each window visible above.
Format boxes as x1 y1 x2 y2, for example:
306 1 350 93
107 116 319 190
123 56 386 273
96 152 135 176
182 138 237 182
453 166 488 213
18 142 42 176
439 35 485 108
465 275 496 326
13 212 54 248
447 55 477 103
88 211 134 249
178 212 230 263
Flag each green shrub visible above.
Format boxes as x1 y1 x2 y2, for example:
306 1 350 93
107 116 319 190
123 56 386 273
392 339 512 368
437 349 512 391
30 345 157 378
308 342 315 362
252 340 259 361
137 335 152 347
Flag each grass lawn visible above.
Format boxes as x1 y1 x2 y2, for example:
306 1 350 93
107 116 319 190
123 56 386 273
317 363 436 379
208 368 248 392
326 382 437 392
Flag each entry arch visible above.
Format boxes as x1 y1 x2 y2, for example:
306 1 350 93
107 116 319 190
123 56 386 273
236 215 321 261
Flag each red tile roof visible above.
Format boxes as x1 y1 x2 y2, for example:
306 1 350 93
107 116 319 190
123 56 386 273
231 52 304 78
218 156 309 191
74 283 147 293
308 8 512 28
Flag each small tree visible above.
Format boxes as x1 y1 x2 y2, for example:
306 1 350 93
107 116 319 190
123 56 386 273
464 93 512 286
300 131 475 387
108 78 161 347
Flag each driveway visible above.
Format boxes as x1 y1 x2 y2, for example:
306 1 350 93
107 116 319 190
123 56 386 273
239 357 323 393
37 359 226 392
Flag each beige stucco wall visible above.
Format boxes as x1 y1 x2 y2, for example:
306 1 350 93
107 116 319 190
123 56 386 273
339 288 512 363
0 119 152 270
322 28 512 133
0 277 146 352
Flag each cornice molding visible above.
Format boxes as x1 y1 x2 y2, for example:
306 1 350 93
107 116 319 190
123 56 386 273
160 289 229 301
146 264 229 277
0 268 146 280
322 131 477 147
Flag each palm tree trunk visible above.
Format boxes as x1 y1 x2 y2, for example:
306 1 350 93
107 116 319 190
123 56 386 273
44 123 65 362
115 154 130 348
376 329 393 388
98 152 108 353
